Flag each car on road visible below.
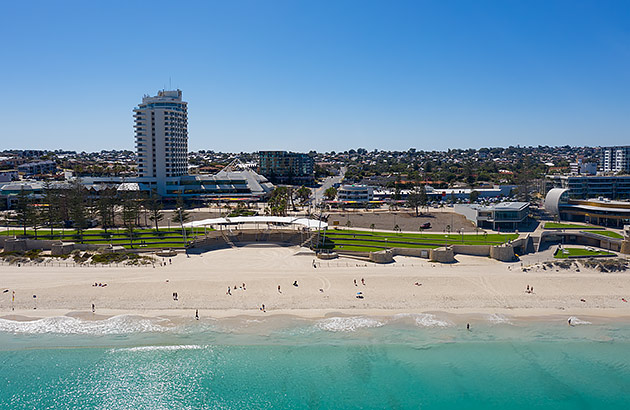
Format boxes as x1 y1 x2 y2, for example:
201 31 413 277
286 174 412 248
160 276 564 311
420 222 431 229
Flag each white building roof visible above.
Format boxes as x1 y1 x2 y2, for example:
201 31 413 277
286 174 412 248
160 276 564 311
184 216 327 230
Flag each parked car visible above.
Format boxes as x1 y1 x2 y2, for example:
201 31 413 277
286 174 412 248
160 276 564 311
420 222 431 229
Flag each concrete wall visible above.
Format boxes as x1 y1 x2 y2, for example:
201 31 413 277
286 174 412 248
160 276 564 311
620 240 630 255
430 247 455 263
392 248 431 258
540 231 623 253
490 245 516 262
369 249 394 263
451 244 490 256
3 238 61 252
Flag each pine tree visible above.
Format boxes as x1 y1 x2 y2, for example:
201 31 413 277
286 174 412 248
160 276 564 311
172 196 190 225
145 190 164 232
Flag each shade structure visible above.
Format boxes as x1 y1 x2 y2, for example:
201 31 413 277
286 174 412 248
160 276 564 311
183 216 327 230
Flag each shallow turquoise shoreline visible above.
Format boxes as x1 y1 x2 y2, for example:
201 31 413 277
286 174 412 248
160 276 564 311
1 315 629 409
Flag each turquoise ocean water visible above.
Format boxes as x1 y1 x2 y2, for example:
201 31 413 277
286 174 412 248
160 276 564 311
1 314 629 409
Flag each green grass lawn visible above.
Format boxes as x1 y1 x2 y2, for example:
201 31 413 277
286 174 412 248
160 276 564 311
554 247 615 259
316 228 514 253
0 228 206 250
323 229 517 246
544 223 601 230
582 230 624 239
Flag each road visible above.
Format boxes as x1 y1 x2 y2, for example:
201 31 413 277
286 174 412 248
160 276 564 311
313 167 345 204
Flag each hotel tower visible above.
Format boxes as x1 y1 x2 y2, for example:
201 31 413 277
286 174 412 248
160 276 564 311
134 89 188 194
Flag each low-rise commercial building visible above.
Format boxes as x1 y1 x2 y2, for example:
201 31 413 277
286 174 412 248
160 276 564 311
337 185 374 202
544 188 630 227
454 202 530 231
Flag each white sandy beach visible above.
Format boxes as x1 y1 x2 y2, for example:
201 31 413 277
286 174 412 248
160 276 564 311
1 245 630 322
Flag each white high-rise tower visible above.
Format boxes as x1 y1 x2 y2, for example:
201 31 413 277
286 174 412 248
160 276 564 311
134 89 188 194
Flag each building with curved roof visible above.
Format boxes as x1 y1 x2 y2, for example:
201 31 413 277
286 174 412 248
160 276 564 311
545 188 630 227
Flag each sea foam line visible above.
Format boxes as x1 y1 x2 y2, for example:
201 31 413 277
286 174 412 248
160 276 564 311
0 315 170 335
393 313 452 327
568 316 592 325
109 344 206 353
316 316 385 332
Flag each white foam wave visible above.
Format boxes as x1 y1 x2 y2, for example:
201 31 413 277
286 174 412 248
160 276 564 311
110 344 205 353
568 316 591 325
316 316 384 332
0 315 170 335
393 313 452 327
486 313 512 325
414 314 451 327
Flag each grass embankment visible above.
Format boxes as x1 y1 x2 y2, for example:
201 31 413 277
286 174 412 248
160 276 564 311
317 229 519 253
582 230 624 239
554 247 615 259
544 223 601 230
0 228 207 249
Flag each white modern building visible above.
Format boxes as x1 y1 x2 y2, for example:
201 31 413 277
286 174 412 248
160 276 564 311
337 185 374 202
600 146 630 173
454 202 530 231
134 89 188 195
569 158 597 175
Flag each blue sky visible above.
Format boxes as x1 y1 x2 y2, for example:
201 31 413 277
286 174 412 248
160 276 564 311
1 0 629 152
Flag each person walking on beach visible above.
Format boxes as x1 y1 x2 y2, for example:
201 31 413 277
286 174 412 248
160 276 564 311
278 285 281 293
91 303 95 313
467 323 470 331
361 278 365 285
195 309 199 320
227 287 231 296
354 279 357 286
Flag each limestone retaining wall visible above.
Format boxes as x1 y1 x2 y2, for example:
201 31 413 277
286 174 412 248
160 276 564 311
430 247 455 263
490 245 516 262
451 244 490 256
369 249 394 263
392 248 431 258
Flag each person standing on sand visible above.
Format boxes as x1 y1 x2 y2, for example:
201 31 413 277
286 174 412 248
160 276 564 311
227 287 231 296
195 309 199 320
467 323 470 331
361 278 365 285
354 279 357 286
92 303 95 313
278 285 281 293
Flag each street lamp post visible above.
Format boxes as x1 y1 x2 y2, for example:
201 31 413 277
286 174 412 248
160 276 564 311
178 207 187 249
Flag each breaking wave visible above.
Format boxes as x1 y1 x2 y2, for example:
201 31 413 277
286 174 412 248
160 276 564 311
394 313 452 327
0 315 170 335
316 316 385 332
568 316 592 325
486 313 513 325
